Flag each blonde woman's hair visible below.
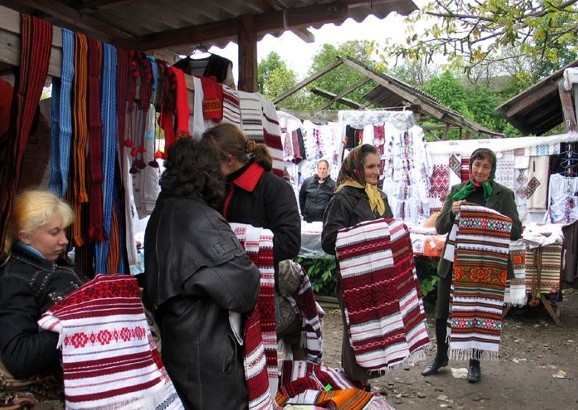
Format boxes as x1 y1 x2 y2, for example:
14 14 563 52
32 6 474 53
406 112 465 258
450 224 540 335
2 189 73 257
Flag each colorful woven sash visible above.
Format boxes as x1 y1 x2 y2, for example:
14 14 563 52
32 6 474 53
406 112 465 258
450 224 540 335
71 31 89 247
38 274 184 409
335 218 429 372
230 223 276 410
49 28 74 197
94 43 117 274
0 14 52 246
87 37 105 243
448 204 512 361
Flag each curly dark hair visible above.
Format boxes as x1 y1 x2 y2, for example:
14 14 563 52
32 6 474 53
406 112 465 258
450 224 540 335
160 138 224 209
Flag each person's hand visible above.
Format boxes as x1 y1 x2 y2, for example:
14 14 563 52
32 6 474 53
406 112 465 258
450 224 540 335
452 200 463 215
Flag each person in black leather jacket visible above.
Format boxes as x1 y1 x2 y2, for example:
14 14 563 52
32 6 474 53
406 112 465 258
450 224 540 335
299 159 336 222
321 144 393 388
0 190 86 381
143 137 261 410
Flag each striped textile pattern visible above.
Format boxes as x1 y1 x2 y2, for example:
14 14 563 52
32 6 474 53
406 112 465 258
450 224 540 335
221 85 242 125
449 205 512 361
525 243 564 297
504 240 527 307
238 91 264 141
259 95 285 178
94 43 118 274
230 224 276 410
37 274 184 409
335 218 429 372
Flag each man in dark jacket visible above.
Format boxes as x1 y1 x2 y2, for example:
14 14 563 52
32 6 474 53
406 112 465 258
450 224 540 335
299 159 336 222
143 138 260 410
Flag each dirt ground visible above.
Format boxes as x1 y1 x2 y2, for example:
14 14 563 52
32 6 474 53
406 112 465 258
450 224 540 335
318 288 578 410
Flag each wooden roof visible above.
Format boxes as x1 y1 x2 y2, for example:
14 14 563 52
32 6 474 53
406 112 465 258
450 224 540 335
497 59 578 136
0 0 418 90
275 57 504 139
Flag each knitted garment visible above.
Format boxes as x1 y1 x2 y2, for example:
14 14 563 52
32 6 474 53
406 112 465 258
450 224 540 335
504 241 527 307
448 205 512 362
335 218 429 372
38 274 183 409
230 224 276 410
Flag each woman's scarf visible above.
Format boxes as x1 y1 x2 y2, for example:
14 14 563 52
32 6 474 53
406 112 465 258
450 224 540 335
452 179 493 202
336 146 385 215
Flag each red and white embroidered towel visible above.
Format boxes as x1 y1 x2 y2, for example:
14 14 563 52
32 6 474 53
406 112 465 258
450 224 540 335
336 218 429 372
38 274 183 410
230 223 277 410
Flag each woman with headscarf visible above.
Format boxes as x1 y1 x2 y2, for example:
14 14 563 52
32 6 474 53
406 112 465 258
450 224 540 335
421 148 522 383
321 144 393 388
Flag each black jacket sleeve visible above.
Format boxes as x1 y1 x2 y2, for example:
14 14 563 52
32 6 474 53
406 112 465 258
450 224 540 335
298 178 308 218
267 178 302 263
0 278 60 379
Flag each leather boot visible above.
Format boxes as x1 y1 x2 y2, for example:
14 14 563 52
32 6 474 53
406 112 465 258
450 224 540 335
467 358 481 383
421 319 449 376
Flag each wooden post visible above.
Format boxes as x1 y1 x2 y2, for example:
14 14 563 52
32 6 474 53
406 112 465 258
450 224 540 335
238 14 257 92
558 81 576 132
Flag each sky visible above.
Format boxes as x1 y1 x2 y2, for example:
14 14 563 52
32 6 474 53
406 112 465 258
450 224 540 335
209 10 420 81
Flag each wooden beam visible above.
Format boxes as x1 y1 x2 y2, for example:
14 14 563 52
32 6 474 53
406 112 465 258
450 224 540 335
558 81 577 132
0 6 62 77
74 0 138 13
7 0 131 40
311 87 362 109
238 14 257 92
499 81 559 117
311 78 371 113
115 2 348 51
273 58 344 104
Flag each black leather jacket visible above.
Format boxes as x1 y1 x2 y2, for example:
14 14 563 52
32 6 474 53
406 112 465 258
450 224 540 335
0 245 85 379
143 193 260 410
299 175 336 222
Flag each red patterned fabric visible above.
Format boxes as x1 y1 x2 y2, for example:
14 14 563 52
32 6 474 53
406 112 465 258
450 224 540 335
449 205 512 361
0 14 52 245
38 274 183 409
335 218 429 372
200 75 223 121
230 224 276 410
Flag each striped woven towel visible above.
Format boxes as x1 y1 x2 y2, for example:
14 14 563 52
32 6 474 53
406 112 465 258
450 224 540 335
230 224 277 410
525 243 564 297
449 204 512 361
335 218 429 372
504 240 527 307
38 274 183 410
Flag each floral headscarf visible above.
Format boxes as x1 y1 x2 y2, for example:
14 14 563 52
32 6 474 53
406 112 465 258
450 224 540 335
336 144 385 215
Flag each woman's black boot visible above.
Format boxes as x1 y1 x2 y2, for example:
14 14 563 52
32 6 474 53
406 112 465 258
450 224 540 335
421 319 449 376
467 357 481 382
